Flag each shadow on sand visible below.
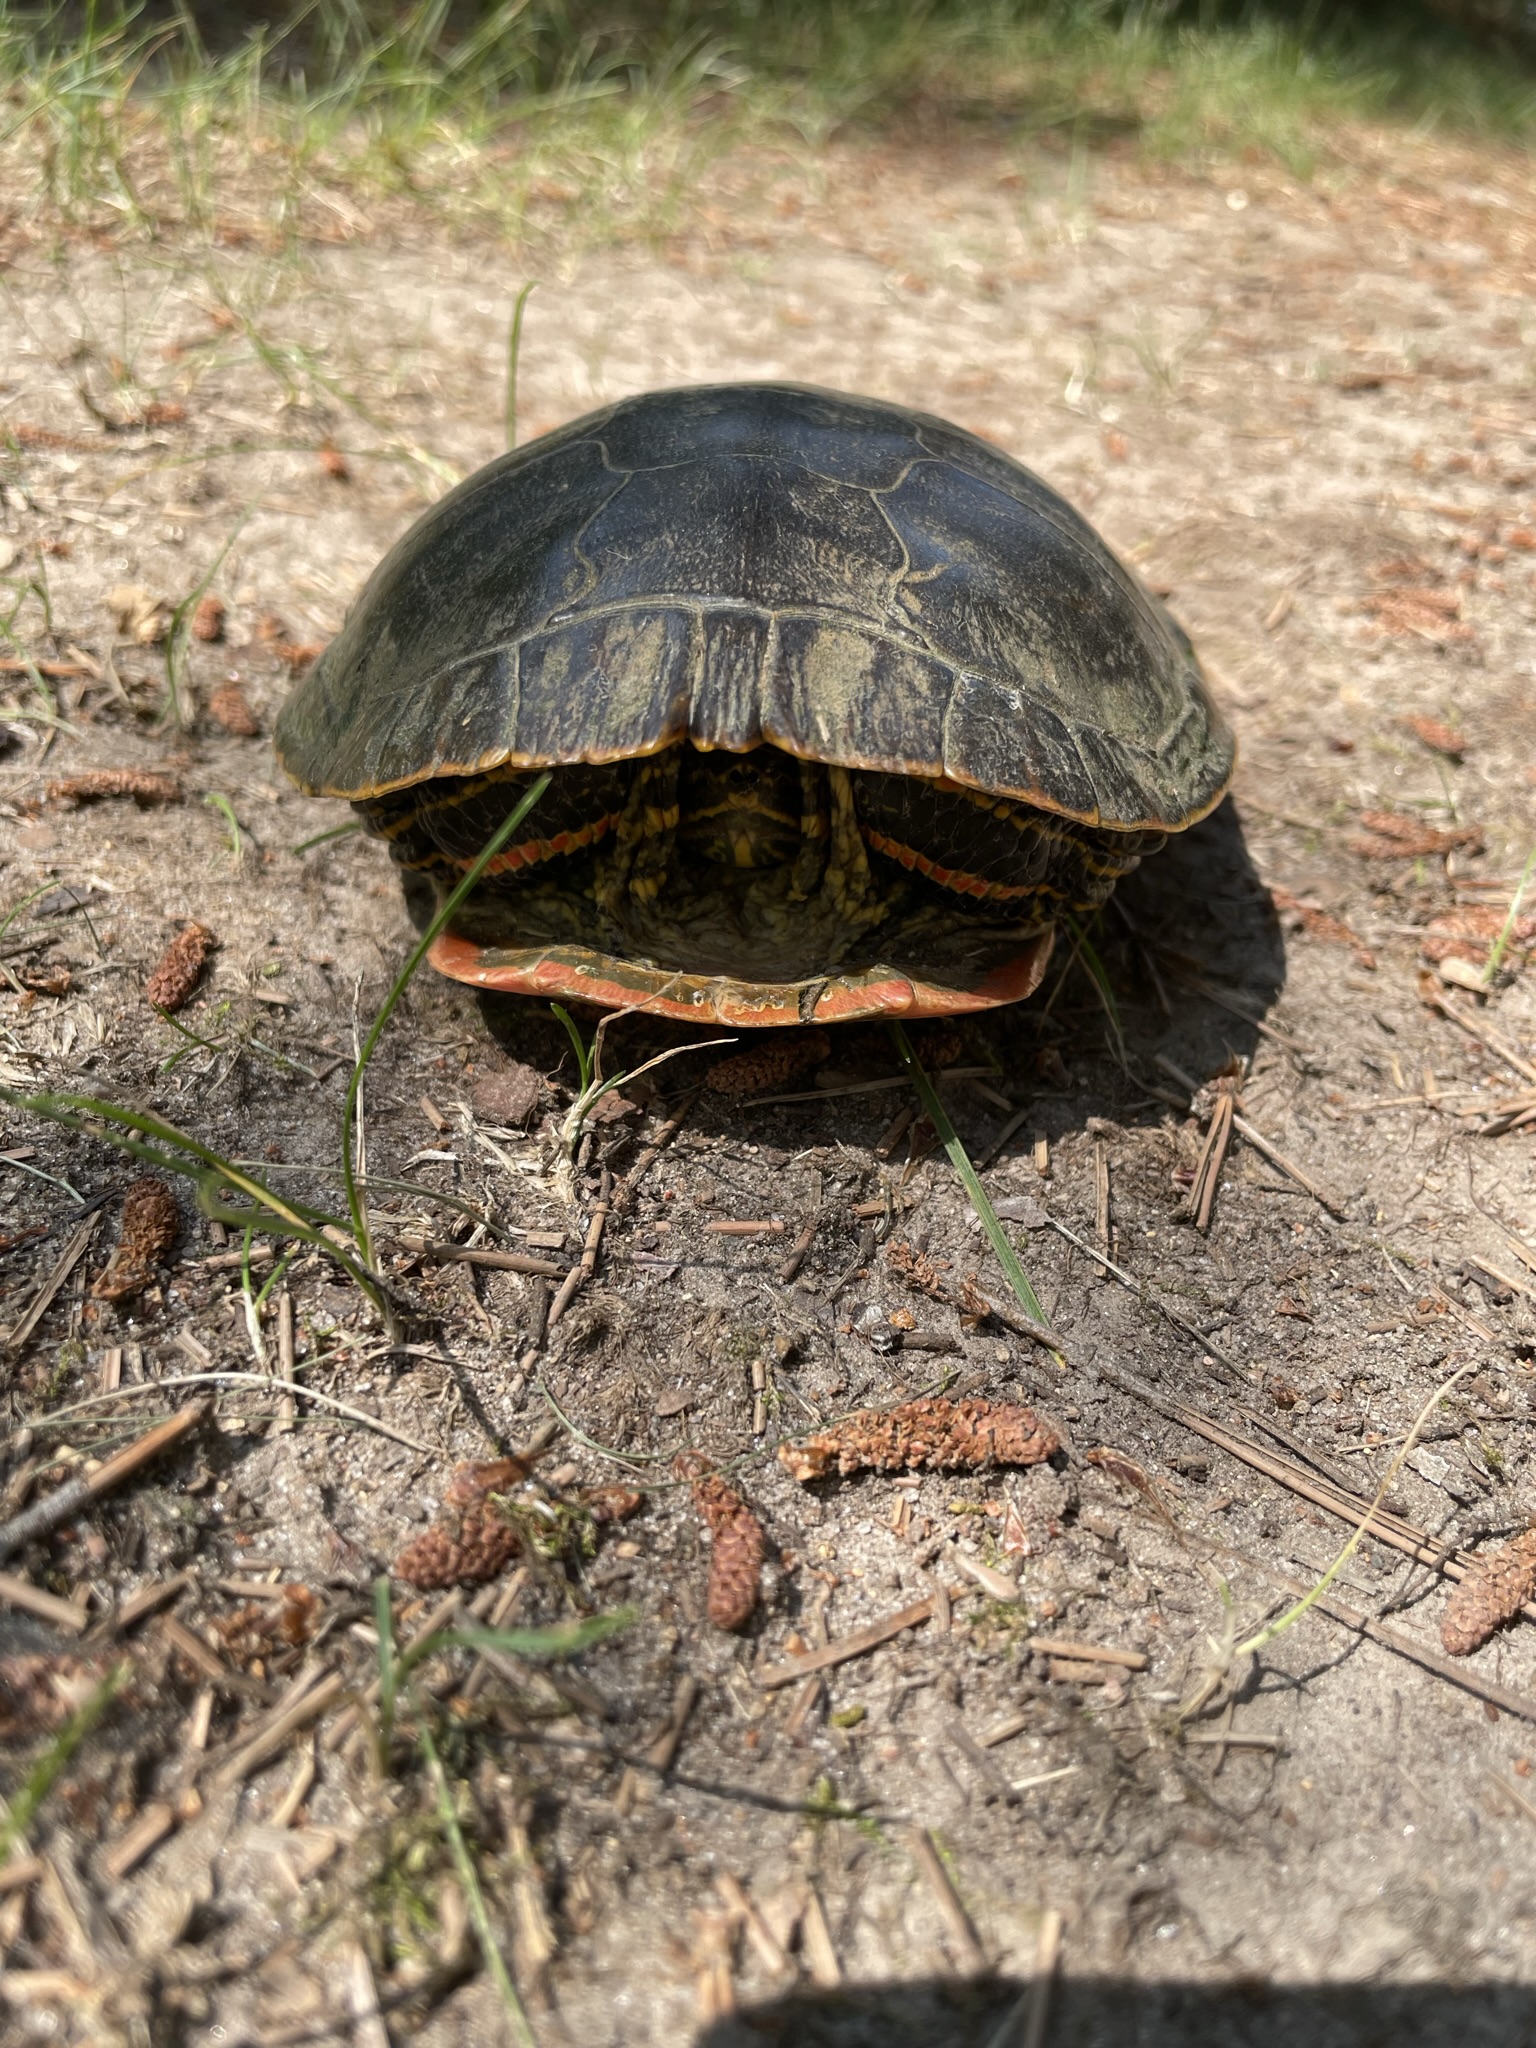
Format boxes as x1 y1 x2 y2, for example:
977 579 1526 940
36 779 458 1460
696 1973 1534 2048
465 793 1286 1148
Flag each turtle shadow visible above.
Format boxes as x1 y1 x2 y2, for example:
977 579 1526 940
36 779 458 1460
453 793 1284 1135
692 1974 1536 2048
1008 788 1287 1096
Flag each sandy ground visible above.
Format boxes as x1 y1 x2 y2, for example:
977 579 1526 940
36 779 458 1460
2 119 1536 2046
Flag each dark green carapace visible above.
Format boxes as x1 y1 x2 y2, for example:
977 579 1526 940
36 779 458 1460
275 383 1233 1024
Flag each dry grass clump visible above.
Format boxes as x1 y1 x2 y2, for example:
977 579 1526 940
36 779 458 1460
4 4 1534 257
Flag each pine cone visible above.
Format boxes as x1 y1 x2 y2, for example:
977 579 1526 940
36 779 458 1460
191 595 226 643
674 1453 765 1632
706 1029 830 1096
780 1397 1060 1483
145 922 217 1012
47 769 182 807
394 1459 528 1588
1441 1527 1536 1656
207 681 259 735
92 1175 179 1301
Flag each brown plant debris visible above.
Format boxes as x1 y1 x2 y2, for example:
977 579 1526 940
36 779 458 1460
47 768 182 807
207 681 259 736
582 1483 645 1526
108 582 172 644
273 640 324 672
1442 1528 1536 1657
191 595 226 643
211 1584 322 1669
1187 1059 1242 1233
1359 586 1476 646
1420 905 1536 970
1401 713 1467 758
145 921 217 1012
1350 810 1485 860
780 1397 1060 1483
0 1652 117 1741
674 1452 766 1632
393 1458 531 1589
17 968 71 997
1270 886 1377 970
92 1175 179 1301
706 1029 830 1096
886 1239 952 1297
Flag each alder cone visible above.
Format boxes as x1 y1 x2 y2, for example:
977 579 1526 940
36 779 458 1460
93 1175 179 1301
394 1458 529 1587
705 1029 829 1096
47 769 182 807
675 1452 766 1631
145 922 217 1012
1441 1528 1536 1656
780 1397 1060 1482
208 681 259 736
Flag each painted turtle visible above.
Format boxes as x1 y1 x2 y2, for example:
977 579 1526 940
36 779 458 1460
275 384 1233 1026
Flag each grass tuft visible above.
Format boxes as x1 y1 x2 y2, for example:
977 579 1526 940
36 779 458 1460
1 4 1532 249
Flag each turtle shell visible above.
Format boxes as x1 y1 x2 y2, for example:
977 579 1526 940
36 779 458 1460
275 383 1234 1025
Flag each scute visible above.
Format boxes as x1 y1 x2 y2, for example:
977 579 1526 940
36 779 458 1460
275 383 1233 830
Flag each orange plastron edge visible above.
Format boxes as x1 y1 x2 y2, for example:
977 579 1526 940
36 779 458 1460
427 928 1056 1027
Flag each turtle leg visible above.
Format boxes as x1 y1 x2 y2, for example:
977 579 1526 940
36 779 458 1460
788 759 830 901
821 766 889 930
593 748 681 918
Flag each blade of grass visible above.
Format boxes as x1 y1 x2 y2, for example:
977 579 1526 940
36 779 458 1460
292 818 365 855
374 1573 399 1774
399 1610 633 1684
0 1087 389 1313
202 790 243 859
416 1696 539 2048
0 1661 127 1866
550 1001 592 1096
1063 910 1128 1070
1484 846 1536 984
1232 1360 1475 1665
890 1021 1055 1340
505 279 536 448
341 771 550 1271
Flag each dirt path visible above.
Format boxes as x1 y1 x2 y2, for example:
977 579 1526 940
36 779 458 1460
2 124 1535 2046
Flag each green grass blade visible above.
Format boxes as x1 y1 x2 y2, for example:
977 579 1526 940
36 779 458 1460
1063 910 1128 1070
292 819 365 855
1484 846 1536 983
505 278 536 449
398 1610 633 1684
415 1698 539 2048
890 1022 1052 1334
550 1001 592 1096
202 790 243 859
0 1661 126 1866
373 1574 399 1772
